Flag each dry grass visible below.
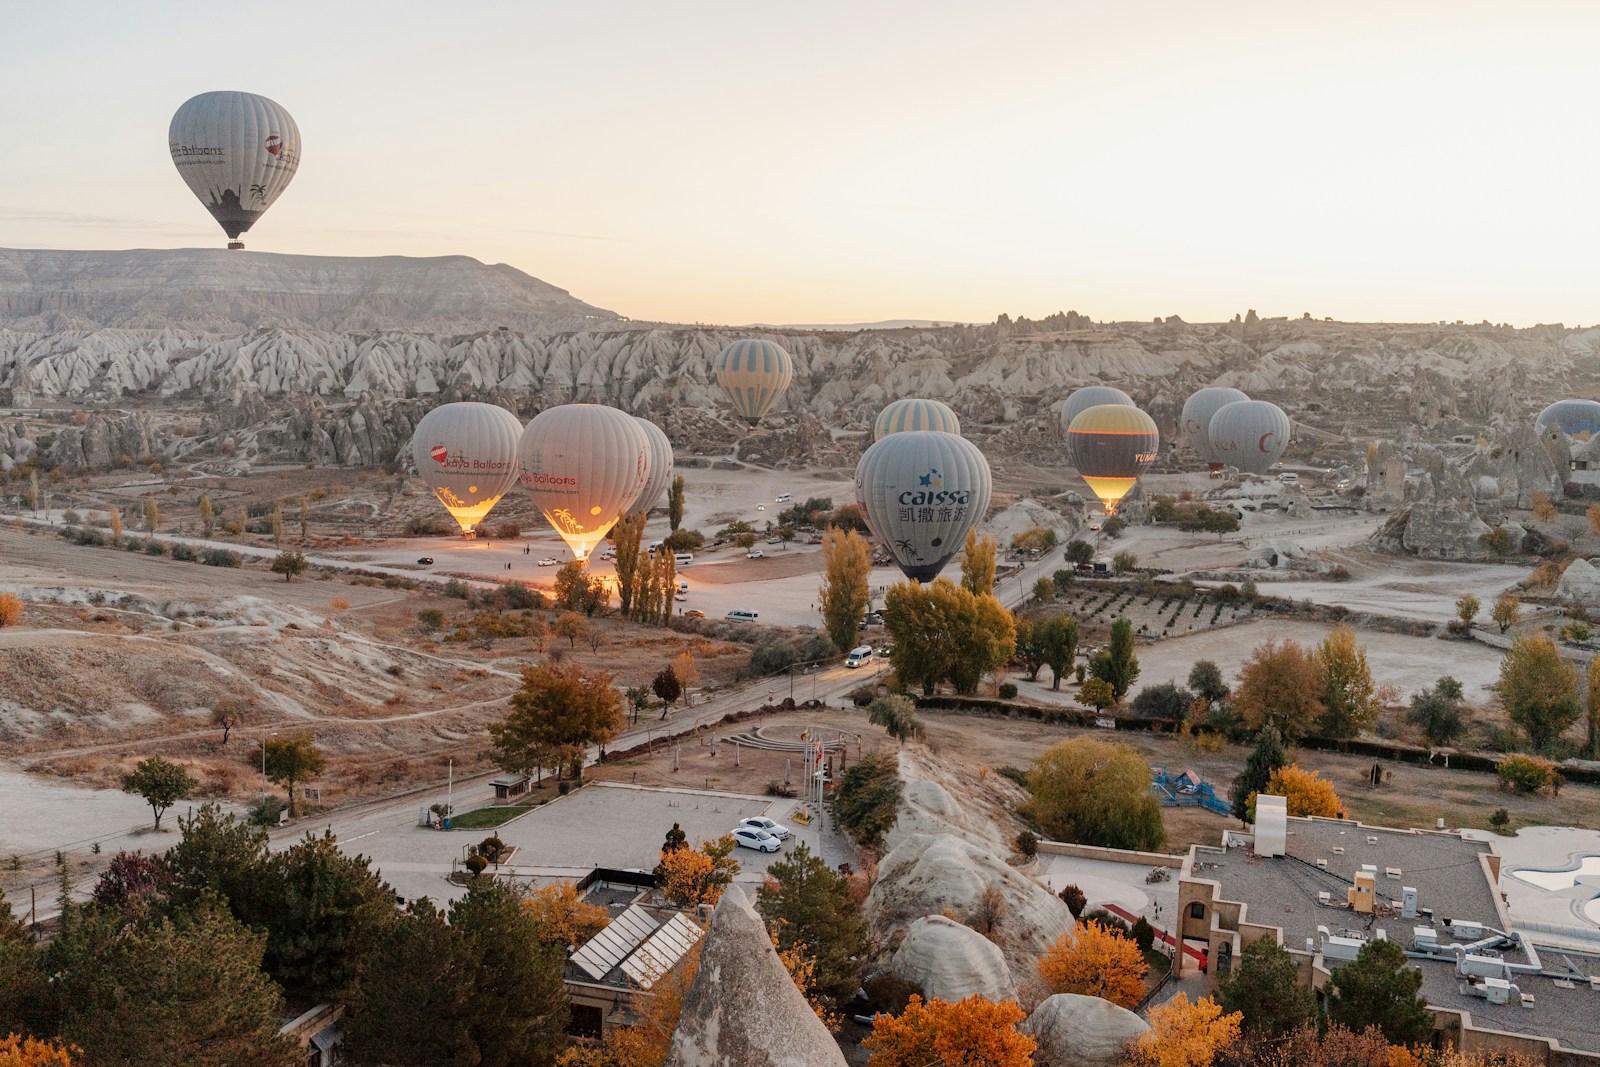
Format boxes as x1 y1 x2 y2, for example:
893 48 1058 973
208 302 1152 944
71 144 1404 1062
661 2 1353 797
0 592 22 627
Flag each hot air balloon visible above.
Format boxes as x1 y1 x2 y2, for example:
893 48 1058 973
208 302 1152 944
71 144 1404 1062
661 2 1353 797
170 91 301 250
1059 385 1134 433
714 340 793 424
1208 400 1292 475
518 405 650 561
1181 387 1250 472
627 417 675 518
874 398 961 440
1535 399 1600 441
1066 405 1160 514
410 403 522 537
856 431 993 582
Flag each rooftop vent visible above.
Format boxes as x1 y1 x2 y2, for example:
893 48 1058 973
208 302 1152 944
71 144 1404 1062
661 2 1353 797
1366 835 1379 845
1333 846 1345 855
1316 858 1328 869
1385 867 1402 879
1255 794 1287 858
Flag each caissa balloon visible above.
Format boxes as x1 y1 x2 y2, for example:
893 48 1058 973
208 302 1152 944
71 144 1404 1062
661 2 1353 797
856 431 993 582
627 417 675 519
1181 387 1250 472
518 405 650 561
1066 405 1160 514
170 91 300 249
874 398 961 440
714 340 794 424
1059 385 1134 433
1207 400 1292 475
410 402 523 537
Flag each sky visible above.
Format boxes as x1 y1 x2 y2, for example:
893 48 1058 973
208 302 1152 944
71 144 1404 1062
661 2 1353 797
3 0 1598 327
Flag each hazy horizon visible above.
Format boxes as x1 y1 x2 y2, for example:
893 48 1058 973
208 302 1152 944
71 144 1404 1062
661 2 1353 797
5 0 1598 328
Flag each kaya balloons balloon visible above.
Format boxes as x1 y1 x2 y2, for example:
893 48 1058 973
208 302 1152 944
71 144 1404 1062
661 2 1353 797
410 402 522 537
1059 385 1134 433
874 398 961 441
1536 399 1600 440
1066 404 1160 513
170 91 300 249
1208 400 1292 475
518 405 650 561
1181 387 1250 471
856 431 993 582
714 339 794 424
627 417 675 518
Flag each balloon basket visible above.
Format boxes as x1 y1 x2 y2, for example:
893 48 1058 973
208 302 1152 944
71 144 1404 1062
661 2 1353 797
227 241 245 250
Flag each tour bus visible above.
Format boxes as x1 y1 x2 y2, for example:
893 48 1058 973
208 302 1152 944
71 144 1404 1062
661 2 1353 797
726 609 759 622
844 645 874 669
674 553 694 566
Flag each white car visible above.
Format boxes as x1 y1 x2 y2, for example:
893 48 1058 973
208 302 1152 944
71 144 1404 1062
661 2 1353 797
731 827 781 853
536 557 559 566
746 549 764 559
756 504 766 511
738 816 791 840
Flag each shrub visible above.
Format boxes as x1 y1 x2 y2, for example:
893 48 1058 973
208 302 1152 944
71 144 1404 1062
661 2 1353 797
464 854 489 877
201 547 242 567
998 682 1019 699
1058 883 1087 918
144 539 167 556
417 608 445 631
170 542 196 561
1131 915 1155 952
1489 808 1511 832
1496 753 1554 794
0 592 22 628
1014 830 1039 859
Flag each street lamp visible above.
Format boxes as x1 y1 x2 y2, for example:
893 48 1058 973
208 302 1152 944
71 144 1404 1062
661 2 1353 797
259 733 277 806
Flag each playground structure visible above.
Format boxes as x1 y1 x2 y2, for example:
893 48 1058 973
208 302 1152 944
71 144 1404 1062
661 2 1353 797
1150 765 1231 816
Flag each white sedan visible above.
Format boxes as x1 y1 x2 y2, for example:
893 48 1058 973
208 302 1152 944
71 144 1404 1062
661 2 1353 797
731 827 781 853
738 816 790 840
536 557 559 566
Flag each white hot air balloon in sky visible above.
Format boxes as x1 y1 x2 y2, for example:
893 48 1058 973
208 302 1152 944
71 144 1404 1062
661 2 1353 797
170 91 301 249
410 402 522 537
714 340 794 424
874 398 961 440
1208 400 1292 474
1059 385 1134 433
627 417 675 518
856 431 993 582
1181 387 1250 472
518 405 650 561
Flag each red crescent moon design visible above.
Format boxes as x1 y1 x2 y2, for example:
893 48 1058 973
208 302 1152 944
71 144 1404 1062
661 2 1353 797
1259 432 1276 453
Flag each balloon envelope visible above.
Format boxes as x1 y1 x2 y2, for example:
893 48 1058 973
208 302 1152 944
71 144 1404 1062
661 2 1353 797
1535 399 1600 440
874 398 961 440
714 340 794 423
1066 405 1160 513
627 417 675 518
1181 387 1250 468
1060 386 1134 433
410 403 522 536
517 405 650 560
170 91 300 244
1208 400 1292 474
856 431 992 582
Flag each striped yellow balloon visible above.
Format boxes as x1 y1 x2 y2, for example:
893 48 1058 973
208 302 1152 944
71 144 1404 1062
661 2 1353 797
714 339 794 424
874 398 961 441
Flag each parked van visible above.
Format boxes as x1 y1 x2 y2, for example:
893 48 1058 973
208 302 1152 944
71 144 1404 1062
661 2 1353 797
844 645 874 669
674 553 694 566
725 609 760 622
776 493 792 503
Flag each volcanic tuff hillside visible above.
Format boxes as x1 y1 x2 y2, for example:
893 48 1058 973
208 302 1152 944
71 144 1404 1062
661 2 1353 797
0 248 617 333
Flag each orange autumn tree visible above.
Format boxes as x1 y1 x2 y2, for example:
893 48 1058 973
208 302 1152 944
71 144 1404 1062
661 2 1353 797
0 1035 77 1067
770 930 841 1033
863 994 1035 1067
655 836 739 909
1133 993 1242 1067
522 882 610 947
1254 764 1342 820
1039 921 1148 1008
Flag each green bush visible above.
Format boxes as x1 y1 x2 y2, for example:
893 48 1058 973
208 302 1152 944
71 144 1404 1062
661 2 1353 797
201 548 243 568
1496 754 1554 794
831 754 901 848
1014 830 1039 858
170 542 196 561
1131 915 1155 951
464 854 489 877
144 539 167 556
998 682 1019 699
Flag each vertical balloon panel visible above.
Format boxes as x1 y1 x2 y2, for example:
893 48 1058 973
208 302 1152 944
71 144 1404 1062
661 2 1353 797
874 398 961 440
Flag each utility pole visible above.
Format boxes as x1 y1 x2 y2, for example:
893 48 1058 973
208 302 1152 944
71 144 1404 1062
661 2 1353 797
446 758 453 829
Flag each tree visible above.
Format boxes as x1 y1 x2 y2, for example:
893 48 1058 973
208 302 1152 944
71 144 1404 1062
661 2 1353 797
49 901 298 1067
1133 993 1242 1067
1233 639 1324 741
1491 591 1520 635
1078 677 1115 711
1253 764 1341 819
1228 725 1287 821
651 665 683 712
120 755 197 831
1038 922 1148 1007
883 578 1015 695
671 650 699 694
269 550 307 582
90 851 170 916
1590 655 1600 758
756 842 868 1008
164 803 270 918
491 661 623 780
1188 660 1229 705
1057 883 1087 918
0 594 21 629
667 474 686 531
661 822 687 854
1455 594 1480 626
1216 936 1315 1037
298 496 309 541
656 837 739 908
1480 526 1514 558
554 611 588 648
1032 577 1056 601
143 496 159 535
1102 515 1126 538
831 755 901 848
108 506 121 542
1026 738 1164 850
960 529 998 596
1313 625 1380 739
263 735 325 816
1324 937 1435 1046
1113 549 1139 574
862 994 1035 1067
819 528 872 652
342 899 474 1067
258 830 394 1001
554 562 606 615
210 698 244 744
1066 539 1095 566
521 883 610 948
198 494 215 536
867 695 925 745
270 504 283 545
1090 616 1140 701
1408 676 1466 748
1010 527 1058 553
1530 491 1558 521
449 879 570 1067
611 513 646 617
1132 681 1196 719
1036 615 1079 690
1219 1022 1392 1067
0 1036 76 1067
1497 633 1581 750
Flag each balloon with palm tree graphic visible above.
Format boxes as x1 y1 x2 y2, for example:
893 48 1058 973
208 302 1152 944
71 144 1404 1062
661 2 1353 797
856 431 992 582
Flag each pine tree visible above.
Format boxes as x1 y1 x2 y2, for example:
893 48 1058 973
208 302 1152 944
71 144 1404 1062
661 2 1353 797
1229 726 1287 821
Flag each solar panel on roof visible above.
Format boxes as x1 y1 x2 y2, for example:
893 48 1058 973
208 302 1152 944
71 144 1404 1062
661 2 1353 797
621 912 704 989
572 904 660 981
